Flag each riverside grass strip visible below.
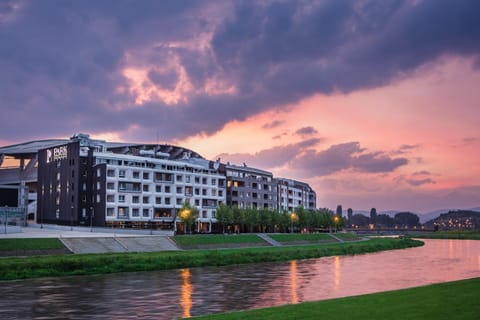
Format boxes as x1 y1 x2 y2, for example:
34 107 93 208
412 231 480 240
0 238 64 251
0 237 422 281
191 277 480 320
172 234 266 246
269 233 333 242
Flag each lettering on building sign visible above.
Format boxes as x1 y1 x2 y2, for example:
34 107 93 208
47 145 68 163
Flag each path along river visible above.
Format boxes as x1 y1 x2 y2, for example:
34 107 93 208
1 239 479 319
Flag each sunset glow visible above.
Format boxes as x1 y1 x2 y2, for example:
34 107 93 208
1 0 479 215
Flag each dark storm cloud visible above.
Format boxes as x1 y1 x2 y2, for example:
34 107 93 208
216 138 321 169
406 178 436 186
218 140 407 176
1 0 480 142
293 142 408 176
262 120 284 129
295 126 318 136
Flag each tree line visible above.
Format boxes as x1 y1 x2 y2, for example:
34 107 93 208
214 204 345 233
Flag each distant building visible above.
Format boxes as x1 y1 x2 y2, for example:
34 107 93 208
275 178 316 212
225 164 277 210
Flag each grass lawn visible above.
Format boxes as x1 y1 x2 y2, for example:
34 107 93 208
269 233 333 242
0 238 64 251
191 277 480 320
333 233 363 241
0 237 422 281
172 234 265 246
412 231 480 240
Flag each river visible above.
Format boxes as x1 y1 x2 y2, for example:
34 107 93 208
1 239 479 319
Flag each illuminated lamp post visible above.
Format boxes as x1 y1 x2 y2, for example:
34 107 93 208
179 208 192 234
334 215 339 233
290 212 298 233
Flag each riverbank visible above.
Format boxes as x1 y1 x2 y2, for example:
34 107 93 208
0 237 422 280
412 230 480 240
191 277 480 320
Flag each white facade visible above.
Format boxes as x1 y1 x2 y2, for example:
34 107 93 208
95 152 226 231
276 178 316 212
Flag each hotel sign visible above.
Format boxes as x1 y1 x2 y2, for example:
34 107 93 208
46 145 68 163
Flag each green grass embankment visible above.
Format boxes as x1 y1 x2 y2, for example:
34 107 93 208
412 231 480 240
172 234 266 248
192 277 480 320
0 238 64 251
269 233 334 243
0 237 422 281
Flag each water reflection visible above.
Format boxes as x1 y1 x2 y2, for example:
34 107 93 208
290 261 298 304
0 239 479 320
180 269 192 318
333 256 340 290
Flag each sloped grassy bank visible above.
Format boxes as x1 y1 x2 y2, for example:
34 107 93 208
191 277 480 320
0 237 422 281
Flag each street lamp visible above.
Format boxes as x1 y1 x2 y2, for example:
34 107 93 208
90 206 94 232
70 205 74 231
179 209 192 234
290 212 298 233
334 215 339 233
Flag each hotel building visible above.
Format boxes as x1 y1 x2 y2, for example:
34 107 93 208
0 134 317 231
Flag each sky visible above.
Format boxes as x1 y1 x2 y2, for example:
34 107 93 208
1 0 479 214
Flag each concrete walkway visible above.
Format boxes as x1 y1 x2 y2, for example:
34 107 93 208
257 233 282 246
60 236 179 254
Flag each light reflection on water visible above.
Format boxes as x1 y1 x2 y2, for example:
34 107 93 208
0 239 479 319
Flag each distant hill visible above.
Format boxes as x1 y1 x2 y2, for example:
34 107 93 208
424 210 480 230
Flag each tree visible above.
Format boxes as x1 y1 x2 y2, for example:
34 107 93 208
394 212 420 228
178 202 198 234
216 203 233 233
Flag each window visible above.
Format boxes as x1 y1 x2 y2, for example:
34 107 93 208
195 199 200 206
155 197 162 204
143 172 149 179
97 181 101 190
107 182 115 190
143 209 150 217
186 175 191 183
97 168 101 177
211 178 216 185
176 198 182 205
176 186 182 194
71 170 75 178
119 195 125 203
107 208 115 217
195 177 200 184
119 170 126 178
156 185 162 193
118 207 128 219
107 195 115 202
143 196 149 204
219 190 223 197
185 186 192 196
202 177 207 184
132 196 139 203
96 194 101 203
133 171 140 179
82 208 87 218
143 184 149 192
165 186 171 193
176 175 183 182
107 169 115 177
212 210 216 218
57 172 61 181
132 208 140 217
165 198 171 205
